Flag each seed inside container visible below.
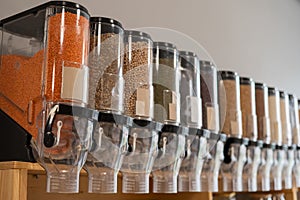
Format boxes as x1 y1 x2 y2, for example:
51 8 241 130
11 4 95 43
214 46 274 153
88 17 124 113
279 91 292 146
123 30 153 119
289 94 300 146
240 77 257 140
268 87 282 145
0 6 90 138
218 71 242 138
255 82 271 143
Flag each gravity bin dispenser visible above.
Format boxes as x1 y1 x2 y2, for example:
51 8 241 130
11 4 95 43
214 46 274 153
83 17 130 194
0 1 93 193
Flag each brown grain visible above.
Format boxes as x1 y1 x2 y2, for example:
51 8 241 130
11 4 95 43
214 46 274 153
89 33 123 112
240 81 257 140
219 78 242 137
123 41 152 118
255 86 270 142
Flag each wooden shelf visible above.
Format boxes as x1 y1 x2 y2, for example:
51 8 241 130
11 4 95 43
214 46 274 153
0 161 298 200
0 161 212 200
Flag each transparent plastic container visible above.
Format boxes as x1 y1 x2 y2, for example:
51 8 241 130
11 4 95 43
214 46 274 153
33 104 93 193
268 87 282 145
200 61 219 132
257 144 274 191
242 140 262 192
0 1 90 139
123 30 154 119
0 1 91 193
290 95 300 188
279 91 292 146
240 77 257 140
196 61 221 192
153 42 180 125
178 129 207 192
239 77 260 192
84 17 129 194
218 71 242 138
178 51 201 128
84 113 131 193
88 17 124 113
255 83 272 191
120 119 161 193
177 51 204 192
220 141 247 192
152 125 186 193
194 133 226 192
255 83 271 144
218 71 246 192
279 91 293 189
268 87 284 191
289 95 300 146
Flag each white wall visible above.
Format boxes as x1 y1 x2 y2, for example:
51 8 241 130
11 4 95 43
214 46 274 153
2 0 300 96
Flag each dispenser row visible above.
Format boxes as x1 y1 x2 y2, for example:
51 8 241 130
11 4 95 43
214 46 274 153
0 1 300 195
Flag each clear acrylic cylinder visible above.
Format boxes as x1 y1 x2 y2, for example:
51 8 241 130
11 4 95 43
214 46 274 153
240 77 257 140
121 120 161 193
152 125 186 193
200 61 219 132
290 95 300 188
255 83 272 191
279 91 293 189
218 71 242 138
153 42 180 125
268 87 282 145
177 51 204 192
123 30 154 119
88 17 124 113
178 51 201 128
268 87 284 190
84 113 130 193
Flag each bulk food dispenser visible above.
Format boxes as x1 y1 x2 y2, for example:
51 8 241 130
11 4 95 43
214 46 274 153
218 71 247 192
84 17 131 193
289 95 300 188
279 91 293 189
268 87 283 191
177 51 205 192
239 77 261 192
120 30 161 194
198 60 224 192
255 82 273 191
0 1 92 193
152 42 186 193
295 99 300 187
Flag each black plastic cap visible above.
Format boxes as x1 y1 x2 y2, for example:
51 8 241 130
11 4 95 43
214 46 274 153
255 82 266 89
90 17 123 28
268 87 278 96
279 90 286 99
125 30 152 39
288 94 295 101
179 51 197 58
200 60 213 67
1 1 90 25
153 41 176 49
240 77 253 85
179 50 199 71
131 119 162 131
98 112 132 126
218 70 238 80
